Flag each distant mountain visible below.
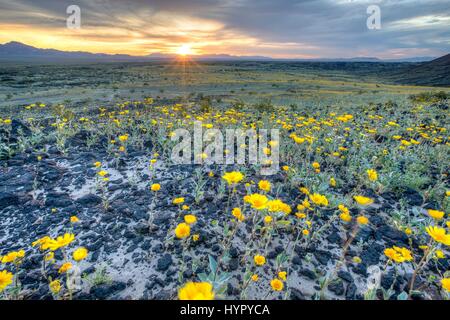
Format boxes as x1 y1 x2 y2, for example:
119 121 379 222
384 56 437 62
425 53 450 66
299 56 436 62
195 54 272 61
390 54 450 86
0 41 441 64
297 57 381 62
145 52 271 61
0 41 272 62
0 41 144 62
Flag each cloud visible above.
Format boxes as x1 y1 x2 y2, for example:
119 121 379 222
0 0 448 58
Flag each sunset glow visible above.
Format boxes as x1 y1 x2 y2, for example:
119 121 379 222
0 0 448 58
176 44 193 56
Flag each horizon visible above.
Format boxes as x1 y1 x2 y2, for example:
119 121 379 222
0 1 449 59
0 40 446 61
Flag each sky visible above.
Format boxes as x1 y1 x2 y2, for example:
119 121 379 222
0 0 449 58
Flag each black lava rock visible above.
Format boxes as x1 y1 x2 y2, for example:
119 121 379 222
337 270 353 283
360 243 384 266
90 281 126 299
290 288 306 300
156 254 173 271
313 250 331 265
76 194 102 206
328 279 345 296
299 268 316 280
345 283 357 299
0 192 19 209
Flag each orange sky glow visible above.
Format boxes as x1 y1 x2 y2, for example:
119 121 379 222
0 1 447 59
0 21 317 59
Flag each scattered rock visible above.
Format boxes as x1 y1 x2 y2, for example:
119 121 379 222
76 194 102 206
0 192 19 209
328 280 344 296
90 281 126 299
156 254 173 271
313 250 331 265
337 270 353 283
299 268 316 280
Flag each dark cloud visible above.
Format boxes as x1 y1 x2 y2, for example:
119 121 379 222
0 0 448 57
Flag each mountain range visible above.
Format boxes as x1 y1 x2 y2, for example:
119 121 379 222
390 52 450 86
0 41 438 63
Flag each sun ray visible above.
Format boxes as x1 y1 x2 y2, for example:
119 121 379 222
176 44 192 56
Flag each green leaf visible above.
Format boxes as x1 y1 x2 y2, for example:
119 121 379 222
209 255 218 276
397 291 408 300
197 273 209 282
221 252 231 264
216 273 232 284
216 284 227 295
276 220 291 228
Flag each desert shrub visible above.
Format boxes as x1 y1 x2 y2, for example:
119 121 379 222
231 99 245 111
253 98 275 113
409 91 448 103
199 96 212 113
52 104 75 121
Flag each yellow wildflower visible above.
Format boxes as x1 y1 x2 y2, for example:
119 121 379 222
232 208 245 222
150 183 161 191
426 226 450 246
435 250 445 259
173 197 185 205
299 187 310 195
73 247 88 261
175 223 190 239
1 250 25 264
49 279 61 294
258 180 271 192
58 262 73 274
222 171 244 185
427 209 445 220
353 256 362 264
353 195 374 206
340 212 352 222
270 278 284 291
254 255 266 266
178 282 214 300
384 246 413 263
441 278 450 292
367 169 378 181
97 170 108 177
244 193 268 210
309 193 329 206
264 216 273 224
0 270 14 292
330 177 336 187
278 271 287 281
184 215 197 225
357 216 369 225
47 233 75 251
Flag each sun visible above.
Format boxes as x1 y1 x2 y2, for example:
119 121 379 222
176 44 192 56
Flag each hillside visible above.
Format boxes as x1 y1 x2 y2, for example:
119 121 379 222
0 41 436 63
0 41 271 62
391 54 450 86
0 41 144 62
